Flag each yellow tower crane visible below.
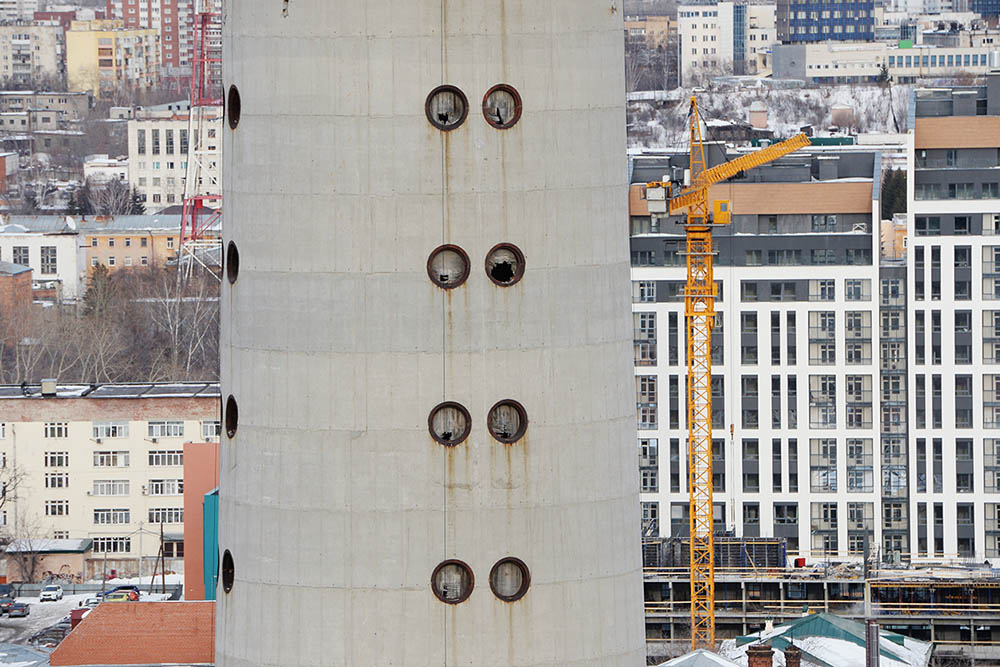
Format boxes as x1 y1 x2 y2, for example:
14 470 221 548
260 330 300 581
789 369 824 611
648 98 810 649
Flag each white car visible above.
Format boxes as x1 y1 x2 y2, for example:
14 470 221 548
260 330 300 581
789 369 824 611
39 585 63 602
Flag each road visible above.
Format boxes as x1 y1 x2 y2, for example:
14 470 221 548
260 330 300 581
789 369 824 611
0 594 88 644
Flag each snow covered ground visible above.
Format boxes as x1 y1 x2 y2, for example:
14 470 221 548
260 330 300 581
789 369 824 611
0 594 88 645
628 84 912 148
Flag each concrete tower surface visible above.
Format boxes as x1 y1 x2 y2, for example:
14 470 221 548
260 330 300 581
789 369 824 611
217 2 645 665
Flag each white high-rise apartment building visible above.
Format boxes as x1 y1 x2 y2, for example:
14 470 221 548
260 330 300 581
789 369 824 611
630 146 900 561
632 73 1000 565
217 1 645 665
908 74 1000 561
0 0 39 22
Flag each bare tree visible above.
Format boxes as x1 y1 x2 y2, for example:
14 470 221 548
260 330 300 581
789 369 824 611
5 514 46 584
86 177 136 215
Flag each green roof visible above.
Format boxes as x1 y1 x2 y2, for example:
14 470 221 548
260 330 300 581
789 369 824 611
733 613 920 667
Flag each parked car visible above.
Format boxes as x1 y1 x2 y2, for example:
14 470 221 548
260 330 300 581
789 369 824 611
39 585 63 602
0 597 13 614
80 597 100 608
106 585 140 597
103 592 131 602
8 602 29 617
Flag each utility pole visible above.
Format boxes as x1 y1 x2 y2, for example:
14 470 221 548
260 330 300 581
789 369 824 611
160 522 166 594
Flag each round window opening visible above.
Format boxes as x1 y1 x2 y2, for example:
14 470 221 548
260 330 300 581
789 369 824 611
431 560 474 604
482 84 522 129
225 395 239 439
428 402 472 446
226 241 240 284
485 243 525 286
427 245 470 289
221 549 234 593
488 400 528 443
489 557 530 602
227 85 241 130
425 86 468 131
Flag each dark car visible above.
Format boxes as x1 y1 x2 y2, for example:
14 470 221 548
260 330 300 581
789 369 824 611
0 597 13 614
8 602 29 617
100 585 140 599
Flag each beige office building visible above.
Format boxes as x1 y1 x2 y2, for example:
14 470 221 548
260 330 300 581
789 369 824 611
0 382 219 580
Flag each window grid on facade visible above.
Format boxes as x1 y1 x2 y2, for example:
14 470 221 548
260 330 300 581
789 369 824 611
93 508 130 525
93 451 129 467
93 537 130 553
147 479 183 496
92 479 129 496
92 422 129 439
44 500 68 516
148 421 184 438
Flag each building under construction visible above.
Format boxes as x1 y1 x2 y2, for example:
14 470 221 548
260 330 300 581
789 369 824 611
644 538 1000 665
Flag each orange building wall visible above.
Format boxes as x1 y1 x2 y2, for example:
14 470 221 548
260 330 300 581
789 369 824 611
0 270 32 320
183 441 219 601
84 231 178 274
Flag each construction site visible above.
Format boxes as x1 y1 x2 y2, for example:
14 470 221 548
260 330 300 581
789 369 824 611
643 538 1000 665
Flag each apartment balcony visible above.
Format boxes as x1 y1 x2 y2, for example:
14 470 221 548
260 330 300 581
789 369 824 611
846 517 874 531
845 391 872 405
808 326 836 342
845 327 872 340
883 518 907 531
881 392 907 406
916 157 1000 169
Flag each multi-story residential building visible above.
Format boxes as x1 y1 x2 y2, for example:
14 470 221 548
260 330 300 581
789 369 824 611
0 381 220 579
127 101 220 212
634 71 1000 569
0 90 91 119
630 144 891 561
0 216 86 301
80 214 192 272
772 40 1000 84
678 2 776 83
908 73 1000 562
0 22 65 86
65 19 160 100
776 0 875 43
104 0 221 76
625 14 674 50
0 0 39 22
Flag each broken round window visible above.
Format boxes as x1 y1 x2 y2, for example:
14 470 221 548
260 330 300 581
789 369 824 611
425 86 468 131
489 557 530 602
428 402 471 446
431 560 474 604
485 243 525 286
482 84 522 130
488 400 528 443
427 245 470 289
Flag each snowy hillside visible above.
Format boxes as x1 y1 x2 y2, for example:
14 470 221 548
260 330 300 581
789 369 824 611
628 84 912 148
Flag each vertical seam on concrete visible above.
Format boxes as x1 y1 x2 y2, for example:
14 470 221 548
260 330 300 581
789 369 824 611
439 2 448 665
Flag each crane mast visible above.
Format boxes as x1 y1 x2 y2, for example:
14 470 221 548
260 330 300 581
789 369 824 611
683 97 717 650
653 98 811 648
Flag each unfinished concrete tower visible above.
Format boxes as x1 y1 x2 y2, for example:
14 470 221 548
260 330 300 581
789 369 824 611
217 2 645 664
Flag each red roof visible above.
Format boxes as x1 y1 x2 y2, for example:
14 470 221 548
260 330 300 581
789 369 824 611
50 601 214 666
